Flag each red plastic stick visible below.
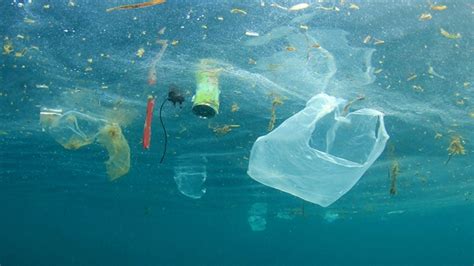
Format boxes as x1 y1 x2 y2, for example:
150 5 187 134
143 96 155 149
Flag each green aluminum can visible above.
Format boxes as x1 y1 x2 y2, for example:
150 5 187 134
192 61 221 118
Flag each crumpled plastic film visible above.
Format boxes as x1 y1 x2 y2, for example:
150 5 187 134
40 108 130 181
247 93 389 207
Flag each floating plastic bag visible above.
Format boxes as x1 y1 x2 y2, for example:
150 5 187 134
40 108 130 181
247 93 389 207
173 164 207 199
247 202 268 232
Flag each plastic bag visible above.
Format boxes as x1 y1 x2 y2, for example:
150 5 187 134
247 93 389 207
247 202 268 232
40 108 130 181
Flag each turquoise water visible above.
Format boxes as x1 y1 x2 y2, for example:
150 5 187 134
1 0 473 265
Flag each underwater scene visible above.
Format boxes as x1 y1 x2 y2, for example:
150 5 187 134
0 0 473 265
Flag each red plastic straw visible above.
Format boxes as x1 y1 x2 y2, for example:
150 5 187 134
143 96 155 149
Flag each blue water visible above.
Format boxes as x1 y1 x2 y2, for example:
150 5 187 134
1 1 473 265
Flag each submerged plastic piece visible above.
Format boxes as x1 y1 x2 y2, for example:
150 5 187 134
173 164 207 199
247 202 268 231
143 96 155 150
247 93 389 207
40 108 131 181
96 123 131 181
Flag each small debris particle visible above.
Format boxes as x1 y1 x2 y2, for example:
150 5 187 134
14 48 28 57
407 74 417 81
270 3 288 10
24 17 35 24
464 82 471 88
43 4 50 9
171 40 179 46
413 85 424 92
217 16 224 21
363 35 371 44
230 8 247 15
201 25 208 29
299 24 309 30
87 58 93 64
440 28 461 39
286 46 296 51
136 48 145 58
248 58 257 65
311 43 320 48
374 69 383 74
374 38 385 45
3 38 14 55
231 103 240 112
245 31 259 37
35 84 49 89
419 13 432 21
431 5 447 11
349 3 360 10
158 27 166 35
434 132 443 140
288 3 310 11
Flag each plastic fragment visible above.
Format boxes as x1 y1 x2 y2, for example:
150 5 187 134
106 0 166 12
230 8 247 15
431 5 447 11
419 13 432 21
245 31 259 37
288 3 310 11
142 96 155 149
440 28 461 39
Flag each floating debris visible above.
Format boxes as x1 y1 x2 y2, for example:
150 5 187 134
106 0 166 12
412 85 424 92
14 48 28 57
35 84 49 89
445 136 465 164
230 8 247 15
440 28 461 39
419 13 432 21
3 38 14 55
136 48 145 58
427 66 445 79
374 68 383 74
299 24 309 30
431 5 447 11
373 38 385 45
407 74 417 81
231 103 240 112
148 39 168 86
288 3 310 11
434 132 443 140
212 124 240 136
363 35 371 44
158 27 166 35
389 160 400 196
286 46 296 51
248 58 257 65
24 17 35 24
245 31 259 37
268 95 283 131
349 3 360 10
270 3 288 10
171 40 179 46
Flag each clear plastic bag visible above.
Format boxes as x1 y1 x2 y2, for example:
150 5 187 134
247 93 389 207
40 108 130 181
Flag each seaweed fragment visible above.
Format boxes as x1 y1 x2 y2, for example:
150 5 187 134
445 136 465 164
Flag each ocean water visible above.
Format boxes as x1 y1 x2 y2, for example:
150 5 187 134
1 0 473 265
